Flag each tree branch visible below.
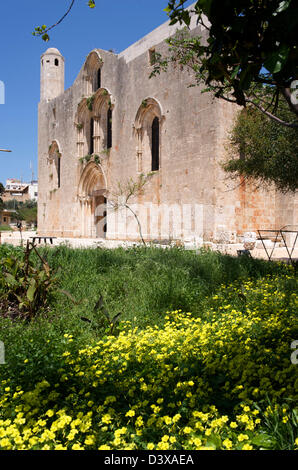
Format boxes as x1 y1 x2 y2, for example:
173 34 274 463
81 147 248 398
246 97 298 128
42 0 75 35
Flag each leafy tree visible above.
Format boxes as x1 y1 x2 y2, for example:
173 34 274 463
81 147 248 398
223 98 298 192
0 182 5 211
151 0 298 128
3 200 37 226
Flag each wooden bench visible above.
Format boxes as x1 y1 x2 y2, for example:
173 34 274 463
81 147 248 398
30 236 57 245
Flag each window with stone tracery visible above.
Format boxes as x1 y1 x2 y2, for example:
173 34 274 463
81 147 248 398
134 98 163 174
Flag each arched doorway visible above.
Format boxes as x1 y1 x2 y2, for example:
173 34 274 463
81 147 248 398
78 162 108 238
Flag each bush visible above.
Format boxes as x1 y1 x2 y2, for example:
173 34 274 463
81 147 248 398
0 243 58 319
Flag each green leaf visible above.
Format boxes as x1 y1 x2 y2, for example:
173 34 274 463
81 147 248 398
206 433 221 449
251 433 276 449
198 0 213 17
27 280 36 303
4 273 18 286
239 67 253 90
231 64 241 80
264 45 290 74
275 1 291 14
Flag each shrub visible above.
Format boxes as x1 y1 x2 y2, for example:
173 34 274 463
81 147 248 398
0 242 58 319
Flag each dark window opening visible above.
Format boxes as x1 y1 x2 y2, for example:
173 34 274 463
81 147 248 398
151 117 159 171
149 48 156 66
55 59 59 66
90 118 94 154
57 157 61 188
103 197 107 234
107 108 112 149
97 68 101 89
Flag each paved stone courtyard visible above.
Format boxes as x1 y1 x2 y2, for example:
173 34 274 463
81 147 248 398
1 230 297 264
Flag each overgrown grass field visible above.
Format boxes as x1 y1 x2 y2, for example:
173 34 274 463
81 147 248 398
0 244 297 450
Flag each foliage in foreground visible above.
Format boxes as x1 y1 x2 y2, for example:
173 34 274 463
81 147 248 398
0 271 297 450
224 100 298 193
0 242 58 319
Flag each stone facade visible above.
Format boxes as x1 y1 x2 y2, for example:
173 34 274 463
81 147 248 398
37 14 297 243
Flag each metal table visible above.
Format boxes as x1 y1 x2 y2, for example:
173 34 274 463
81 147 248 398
257 228 298 266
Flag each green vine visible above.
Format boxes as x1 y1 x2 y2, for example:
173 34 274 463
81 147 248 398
80 154 101 165
86 94 95 111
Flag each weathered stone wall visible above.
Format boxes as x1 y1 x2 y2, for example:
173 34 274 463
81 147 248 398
37 15 297 243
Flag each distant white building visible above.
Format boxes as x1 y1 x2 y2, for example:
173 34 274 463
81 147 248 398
4 179 38 202
28 181 38 201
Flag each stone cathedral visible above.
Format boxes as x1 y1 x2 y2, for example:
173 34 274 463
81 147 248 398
37 13 297 244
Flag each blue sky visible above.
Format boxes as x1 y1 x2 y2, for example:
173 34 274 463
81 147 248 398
0 0 192 186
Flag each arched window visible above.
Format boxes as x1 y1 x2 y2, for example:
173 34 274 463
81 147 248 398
84 51 103 95
151 117 159 171
55 58 59 66
57 155 61 188
48 141 61 190
107 107 112 149
89 118 94 154
134 98 163 174
97 68 101 89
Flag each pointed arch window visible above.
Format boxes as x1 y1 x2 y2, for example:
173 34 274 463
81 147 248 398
151 117 159 171
57 156 61 188
89 118 94 154
97 68 101 89
107 107 112 149
48 141 62 190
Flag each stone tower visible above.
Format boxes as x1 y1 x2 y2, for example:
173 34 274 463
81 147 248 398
40 47 64 102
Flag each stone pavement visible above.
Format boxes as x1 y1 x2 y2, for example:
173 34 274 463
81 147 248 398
1 230 297 263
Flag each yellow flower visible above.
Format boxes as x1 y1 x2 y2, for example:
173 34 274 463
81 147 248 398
101 414 112 424
223 439 233 450
238 434 249 442
242 444 253 450
183 427 192 434
125 410 135 418
72 443 84 450
85 435 95 446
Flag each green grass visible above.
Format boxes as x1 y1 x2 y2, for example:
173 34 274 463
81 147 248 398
0 244 297 450
39 244 290 326
0 243 292 384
